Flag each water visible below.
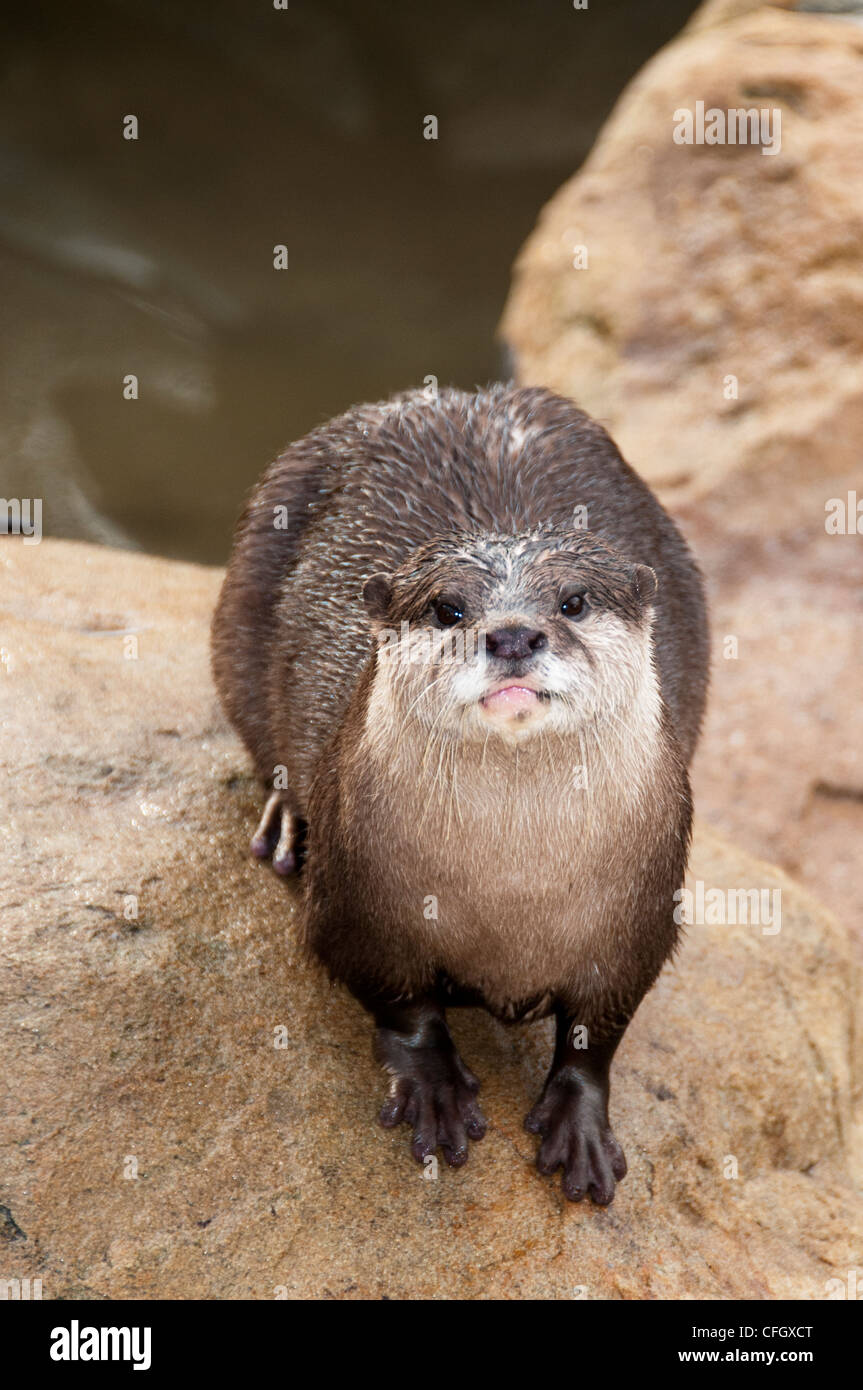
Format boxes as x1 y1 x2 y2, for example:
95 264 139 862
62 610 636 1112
1 0 697 563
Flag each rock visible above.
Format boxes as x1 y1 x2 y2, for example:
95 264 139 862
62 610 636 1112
685 0 795 34
1 538 861 1298
501 2 863 517
500 0 863 952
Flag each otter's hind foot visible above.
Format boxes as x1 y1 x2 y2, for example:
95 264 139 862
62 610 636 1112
374 1007 487 1169
526 1076 627 1206
250 792 298 875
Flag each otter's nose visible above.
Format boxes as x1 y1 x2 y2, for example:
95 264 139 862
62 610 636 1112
485 626 547 661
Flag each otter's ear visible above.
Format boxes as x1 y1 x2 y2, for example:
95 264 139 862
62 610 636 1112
363 573 392 621
633 564 658 604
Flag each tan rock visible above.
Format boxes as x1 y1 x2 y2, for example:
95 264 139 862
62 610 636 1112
684 0 795 36
500 0 863 952
1 539 860 1298
501 3 863 519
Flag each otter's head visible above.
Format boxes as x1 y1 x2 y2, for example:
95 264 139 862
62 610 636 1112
362 530 658 744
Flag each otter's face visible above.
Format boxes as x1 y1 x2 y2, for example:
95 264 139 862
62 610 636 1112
363 532 658 744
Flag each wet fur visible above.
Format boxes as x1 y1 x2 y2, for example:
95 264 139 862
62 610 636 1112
212 383 710 1198
213 383 708 798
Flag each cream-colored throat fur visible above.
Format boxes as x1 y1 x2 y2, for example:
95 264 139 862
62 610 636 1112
359 643 664 839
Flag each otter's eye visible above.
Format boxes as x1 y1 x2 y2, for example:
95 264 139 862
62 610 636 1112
560 593 587 619
432 599 463 627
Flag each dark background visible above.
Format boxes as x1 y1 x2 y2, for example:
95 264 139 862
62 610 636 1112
1 0 698 563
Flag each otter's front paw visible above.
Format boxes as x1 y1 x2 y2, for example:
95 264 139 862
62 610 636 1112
525 1077 627 1205
377 1045 487 1169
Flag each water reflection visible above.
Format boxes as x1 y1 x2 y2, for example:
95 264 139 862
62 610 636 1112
1 0 696 562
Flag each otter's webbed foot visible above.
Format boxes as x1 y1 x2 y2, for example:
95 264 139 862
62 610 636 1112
250 791 298 875
374 1005 487 1168
526 1074 626 1205
526 1009 627 1205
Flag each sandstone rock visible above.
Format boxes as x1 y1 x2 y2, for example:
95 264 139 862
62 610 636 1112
501 3 863 518
685 0 795 34
0 539 860 1298
500 0 863 952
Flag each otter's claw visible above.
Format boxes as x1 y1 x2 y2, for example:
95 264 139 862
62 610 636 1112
250 792 297 875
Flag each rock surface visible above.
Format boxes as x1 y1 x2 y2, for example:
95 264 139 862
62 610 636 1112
501 1 863 513
1 539 861 1299
501 0 863 952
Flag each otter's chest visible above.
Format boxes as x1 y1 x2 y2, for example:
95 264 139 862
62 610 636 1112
362 765 645 1007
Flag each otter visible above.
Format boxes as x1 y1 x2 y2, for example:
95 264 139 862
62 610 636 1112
212 383 709 1205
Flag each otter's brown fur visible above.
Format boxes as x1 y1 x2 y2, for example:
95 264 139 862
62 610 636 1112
212 383 709 1204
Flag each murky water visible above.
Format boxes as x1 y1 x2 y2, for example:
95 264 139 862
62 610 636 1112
1 0 697 563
